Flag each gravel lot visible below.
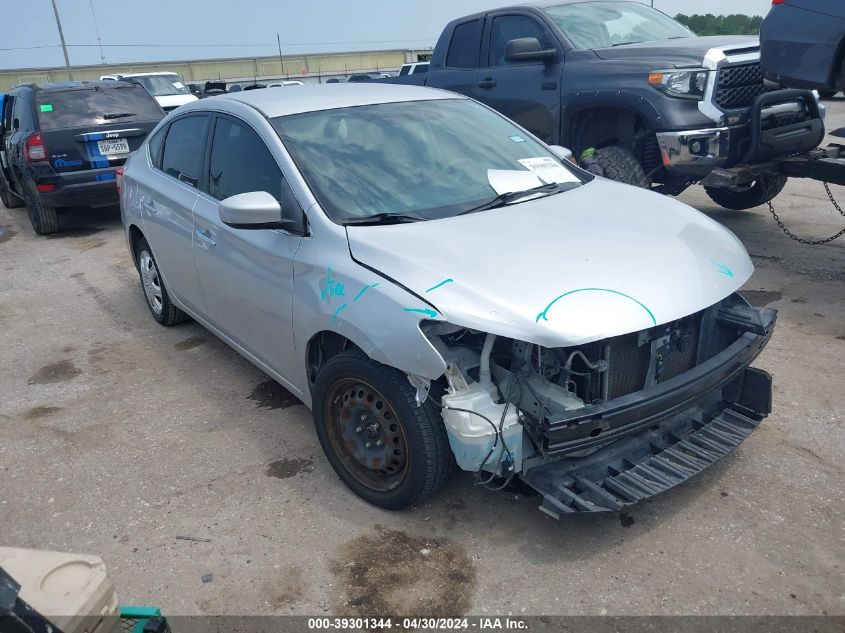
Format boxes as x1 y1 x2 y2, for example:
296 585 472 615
1 100 843 619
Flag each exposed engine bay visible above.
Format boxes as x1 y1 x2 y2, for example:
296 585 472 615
421 293 776 512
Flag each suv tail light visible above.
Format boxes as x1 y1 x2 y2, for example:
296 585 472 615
115 166 125 193
772 0 786 4
24 133 48 163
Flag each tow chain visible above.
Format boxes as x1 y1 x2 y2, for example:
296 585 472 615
767 182 845 245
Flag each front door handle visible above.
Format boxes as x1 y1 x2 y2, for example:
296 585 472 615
141 198 156 214
195 228 216 248
477 78 498 89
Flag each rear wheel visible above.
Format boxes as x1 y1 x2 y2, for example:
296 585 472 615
23 180 59 235
704 174 788 211
595 145 651 188
133 237 189 326
312 349 452 510
0 177 24 209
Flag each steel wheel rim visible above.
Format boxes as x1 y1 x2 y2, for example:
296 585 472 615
139 250 163 315
323 378 409 492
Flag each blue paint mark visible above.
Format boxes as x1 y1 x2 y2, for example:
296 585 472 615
710 259 734 278
321 265 345 300
95 173 116 181
536 288 657 326
426 278 454 293
53 158 82 169
404 307 439 318
332 303 349 322
353 283 379 301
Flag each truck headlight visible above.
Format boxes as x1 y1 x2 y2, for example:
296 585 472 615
648 69 709 100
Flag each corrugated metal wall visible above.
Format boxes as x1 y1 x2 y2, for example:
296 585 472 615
0 49 430 91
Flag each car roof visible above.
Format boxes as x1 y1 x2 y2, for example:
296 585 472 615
33 80 137 92
110 72 179 78
212 83 463 118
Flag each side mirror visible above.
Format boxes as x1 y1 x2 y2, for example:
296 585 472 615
504 38 557 63
219 191 282 227
548 145 574 163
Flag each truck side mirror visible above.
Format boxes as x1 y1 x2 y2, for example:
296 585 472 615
504 38 557 63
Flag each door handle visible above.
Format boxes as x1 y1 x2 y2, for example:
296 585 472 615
141 198 156 214
477 78 498 89
195 228 216 248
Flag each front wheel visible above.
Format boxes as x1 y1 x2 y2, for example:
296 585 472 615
312 350 452 510
704 174 787 211
594 145 651 188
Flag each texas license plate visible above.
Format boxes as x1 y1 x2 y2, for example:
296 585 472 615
97 138 130 156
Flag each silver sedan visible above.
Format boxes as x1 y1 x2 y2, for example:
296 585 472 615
120 84 775 517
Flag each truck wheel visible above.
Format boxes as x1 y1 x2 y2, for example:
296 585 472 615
704 174 787 211
23 180 59 235
312 349 452 510
133 237 190 326
0 178 24 209
595 145 651 188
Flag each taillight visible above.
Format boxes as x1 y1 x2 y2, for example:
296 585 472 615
36 183 56 193
115 166 125 193
772 0 786 4
24 133 48 163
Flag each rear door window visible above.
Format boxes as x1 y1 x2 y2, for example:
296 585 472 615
147 124 168 167
446 20 483 68
34 85 163 131
160 114 210 188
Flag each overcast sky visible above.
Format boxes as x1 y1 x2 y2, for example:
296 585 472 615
1 0 774 70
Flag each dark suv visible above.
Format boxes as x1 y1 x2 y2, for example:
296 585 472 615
0 81 163 234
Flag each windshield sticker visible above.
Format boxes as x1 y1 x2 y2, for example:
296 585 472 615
487 169 544 196
517 157 579 185
510 135 526 143
426 278 454 293
39 104 53 113
172 81 185 89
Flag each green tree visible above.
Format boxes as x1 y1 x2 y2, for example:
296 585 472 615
674 13 763 36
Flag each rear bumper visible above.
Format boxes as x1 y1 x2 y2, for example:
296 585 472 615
522 307 776 516
36 168 119 208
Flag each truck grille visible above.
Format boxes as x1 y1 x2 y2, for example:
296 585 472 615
714 62 769 109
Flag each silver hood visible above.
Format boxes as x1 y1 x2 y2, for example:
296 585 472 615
346 179 753 348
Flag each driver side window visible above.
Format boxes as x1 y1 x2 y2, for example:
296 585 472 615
489 15 554 67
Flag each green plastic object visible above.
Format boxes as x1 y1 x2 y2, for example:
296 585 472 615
39 104 53 113
580 147 597 160
120 606 163 633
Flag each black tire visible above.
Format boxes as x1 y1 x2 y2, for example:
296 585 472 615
312 349 452 510
595 145 651 188
704 174 788 211
133 237 189 326
0 177 24 209
23 179 59 235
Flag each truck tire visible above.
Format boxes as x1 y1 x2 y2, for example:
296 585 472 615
23 180 59 235
312 349 452 510
595 145 651 188
704 174 787 211
0 177 24 209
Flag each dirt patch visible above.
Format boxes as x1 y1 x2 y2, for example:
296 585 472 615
0 225 17 245
46 227 103 239
266 457 313 479
791 298 808 304
27 360 82 385
619 511 635 528
263 565 305 610
22 406 62 420
248 380 300 409
174 336 207 351
740 290 782 307
331 525 476 618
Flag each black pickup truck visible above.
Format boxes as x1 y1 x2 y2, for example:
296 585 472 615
383 0 826 210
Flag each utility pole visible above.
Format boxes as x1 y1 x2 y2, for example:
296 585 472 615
277 33 285 79
50 0 74 80
89 0 106 64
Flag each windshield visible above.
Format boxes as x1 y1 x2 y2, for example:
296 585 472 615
35 85 163 130
272 99 586 223
543 1 694 50
131 75 191 97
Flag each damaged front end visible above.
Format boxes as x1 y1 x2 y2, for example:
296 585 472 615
422 293 776 518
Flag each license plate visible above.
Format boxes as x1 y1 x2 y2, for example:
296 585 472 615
97 138 130 156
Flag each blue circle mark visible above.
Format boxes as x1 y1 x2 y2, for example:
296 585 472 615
536 288 657 325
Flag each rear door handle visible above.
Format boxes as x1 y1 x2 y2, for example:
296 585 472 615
477 78 498 89
141 198 156 214
195 228 216 248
